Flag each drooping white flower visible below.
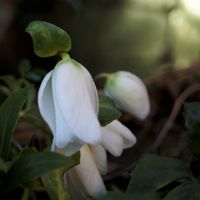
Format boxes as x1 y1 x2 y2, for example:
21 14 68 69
105 71 150 120
64 120 136 199
64 144 107 199
101 119 137 156
38 58 102 156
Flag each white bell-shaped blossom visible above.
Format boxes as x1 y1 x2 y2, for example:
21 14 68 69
101 120 137 156
64 120 136 199
105 71 150 120
38 59 102 156
64 144 107 199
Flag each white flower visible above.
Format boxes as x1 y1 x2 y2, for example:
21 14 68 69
64 120 136 199
38 59 102 156
64 144 107 199
105 71 150 120
101 120 137 156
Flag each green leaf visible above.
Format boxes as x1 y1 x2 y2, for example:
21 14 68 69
89 192 157 200
0 75 21 91
19 59 31 78
0 88 28 160
26 21 71 57
127 154 192 195
184 102 200 154
163 181 200 200
0 158 10 173
90 192 132 200
26 68 47 82
3 149 80 192
41 167 70 200
98 94 121 126
23 83 35 112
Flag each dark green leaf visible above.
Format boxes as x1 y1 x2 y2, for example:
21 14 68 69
24 83 35 111
26 68 47 82
0 75 20 91
26 21 71 57
88 192 132 200
0 88 28 160
184 102 200 154
3 149 79 191
163 181 200 200
90 191 157 200
42 167 70 200
0 158 10 173
19 59 31 78
98 94 121 126
128 154 192 194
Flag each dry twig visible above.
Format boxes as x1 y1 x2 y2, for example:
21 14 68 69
149 83 200 152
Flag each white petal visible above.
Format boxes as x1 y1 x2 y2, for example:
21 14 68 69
108 120 137 148
53 99 74 149
105 71 150 119
51 138 83 156
52 60 101 144
38 71 55 133
101 125 124 157
38 71 81 154
90 144 107 175
66 145 106 198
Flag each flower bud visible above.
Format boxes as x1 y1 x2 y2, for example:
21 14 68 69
105 71 150 120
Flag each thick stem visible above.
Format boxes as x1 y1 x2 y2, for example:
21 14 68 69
21 188 30 200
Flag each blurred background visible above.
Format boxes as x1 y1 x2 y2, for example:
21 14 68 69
1 0 200 78
2 1 200 193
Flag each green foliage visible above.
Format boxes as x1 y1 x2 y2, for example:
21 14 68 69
2 148 80 193
127 154 192 194
0 75 22 92
88 192 133 200
89 192 156 200
98 94 121 126
0 158 11 174
26 21 71 57
41 167 71 200
163 181 200 200
184 102 200 155
92 154 195 200
19 59 31 78
0 88 28 160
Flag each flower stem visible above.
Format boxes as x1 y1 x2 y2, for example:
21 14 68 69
21 188 30 200
59 52 70 61
95 73 110 81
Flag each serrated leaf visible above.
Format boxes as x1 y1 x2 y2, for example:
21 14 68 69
0 88 28 160
2 149 80 192
26 21 71 57
184 102 200 154
98 94 121 126
127 154 192 195
41 167 70 200
163 181 200 200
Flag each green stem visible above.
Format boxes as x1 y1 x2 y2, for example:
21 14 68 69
21 188 30 200
59 52 70 61
95 73 110 81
